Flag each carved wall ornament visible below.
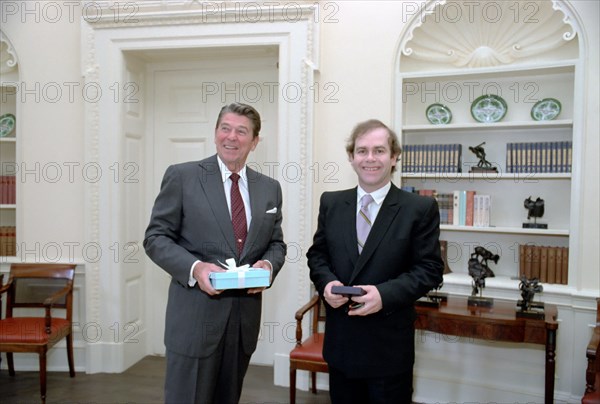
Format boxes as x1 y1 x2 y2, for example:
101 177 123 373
400 0 578 68
82 0 319 29
0 30 18 74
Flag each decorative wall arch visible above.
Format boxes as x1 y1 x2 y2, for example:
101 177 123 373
396 0 582 72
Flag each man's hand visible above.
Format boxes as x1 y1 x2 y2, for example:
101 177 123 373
324 280 349 308
192 261 225 296
347 285 383 316
247 260 272 294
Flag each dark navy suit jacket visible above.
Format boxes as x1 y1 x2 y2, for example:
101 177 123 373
307 183 443 378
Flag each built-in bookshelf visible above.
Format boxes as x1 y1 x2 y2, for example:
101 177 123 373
0 33 18 258
397 65 576 281
395 3 580 287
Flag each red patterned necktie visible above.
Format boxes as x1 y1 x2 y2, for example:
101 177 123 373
230 173 247 255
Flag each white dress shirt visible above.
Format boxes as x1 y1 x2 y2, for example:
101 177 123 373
356 182 392 225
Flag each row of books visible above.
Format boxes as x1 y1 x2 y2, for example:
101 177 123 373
506 141 572 173
0 175 16 204
402 144 462 173
518 245 568 285
404 188 491 227
400 141 571 174
0 226 16 256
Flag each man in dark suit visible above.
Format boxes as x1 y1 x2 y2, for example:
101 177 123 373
144 103 286 404
307 119 443 404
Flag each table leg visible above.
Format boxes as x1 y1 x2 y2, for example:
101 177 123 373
545 327 557 404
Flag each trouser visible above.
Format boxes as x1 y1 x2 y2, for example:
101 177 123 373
164 297 251 404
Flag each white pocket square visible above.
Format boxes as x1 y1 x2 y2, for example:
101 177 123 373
266 207 277 214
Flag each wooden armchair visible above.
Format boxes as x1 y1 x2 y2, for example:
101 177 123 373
0 263 77 404
583 297 600 404
289 293 328 404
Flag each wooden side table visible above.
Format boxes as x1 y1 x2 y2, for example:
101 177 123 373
415 296 558 404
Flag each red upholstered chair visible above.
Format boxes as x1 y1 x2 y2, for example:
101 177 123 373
0 263 76 404
583 298 600 404
289 293 328 404
0 273 3 369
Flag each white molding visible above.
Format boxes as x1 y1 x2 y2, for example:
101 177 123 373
81 20 103 344
82 1 319 28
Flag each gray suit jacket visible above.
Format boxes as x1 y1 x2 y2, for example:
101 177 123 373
144 154 286 358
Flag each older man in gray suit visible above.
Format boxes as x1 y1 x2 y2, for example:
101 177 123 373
144 102 286 404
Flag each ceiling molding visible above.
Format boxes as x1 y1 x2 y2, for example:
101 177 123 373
82 0 318 29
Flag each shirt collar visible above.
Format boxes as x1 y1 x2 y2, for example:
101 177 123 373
357 182 391 206
217 156 248 184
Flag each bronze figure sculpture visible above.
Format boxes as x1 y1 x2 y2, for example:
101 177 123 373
469 142 497 172
468 246 498 307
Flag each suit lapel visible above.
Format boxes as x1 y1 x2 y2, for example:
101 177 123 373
243 167 264 261
350 185 403 283
198 156 238 256
342 189 360 264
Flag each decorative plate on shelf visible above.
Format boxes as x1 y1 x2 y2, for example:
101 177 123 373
0 113 16 138
426 103 452 125
531 98 561 121
470 94 507 123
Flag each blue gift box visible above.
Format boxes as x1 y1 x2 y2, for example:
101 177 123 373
209 269 270 290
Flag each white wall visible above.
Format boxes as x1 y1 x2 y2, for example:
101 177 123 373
1 0 598 402
1 2 85 256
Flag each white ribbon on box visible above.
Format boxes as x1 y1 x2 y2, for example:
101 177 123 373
218 258 251 288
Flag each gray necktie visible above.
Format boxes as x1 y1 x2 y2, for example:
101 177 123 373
357 194 374 253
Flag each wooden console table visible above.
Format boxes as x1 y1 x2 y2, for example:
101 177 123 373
415 296 558 404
